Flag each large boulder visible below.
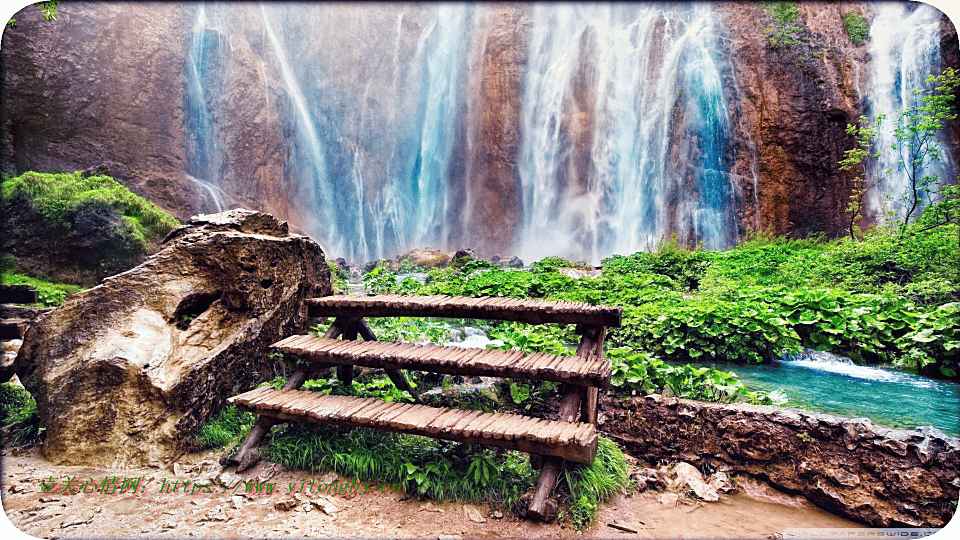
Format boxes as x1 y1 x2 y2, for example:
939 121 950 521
13 209 331 467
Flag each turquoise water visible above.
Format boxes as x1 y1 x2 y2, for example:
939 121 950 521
706 350 959 437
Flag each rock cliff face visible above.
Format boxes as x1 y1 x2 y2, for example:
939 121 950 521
460 5 530 255
2 2 957 260
719 1 871 238
1 3 199 219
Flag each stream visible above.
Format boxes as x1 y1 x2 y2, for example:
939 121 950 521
704 349 959 437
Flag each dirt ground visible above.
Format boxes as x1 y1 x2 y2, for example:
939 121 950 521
1 445 879 540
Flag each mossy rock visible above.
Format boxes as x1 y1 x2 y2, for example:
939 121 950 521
1 170 180 286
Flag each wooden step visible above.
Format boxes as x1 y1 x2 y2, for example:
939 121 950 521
0 318 28 340
273 335 610 388
228 387 597 464
0 285 37 305
307 294 622 327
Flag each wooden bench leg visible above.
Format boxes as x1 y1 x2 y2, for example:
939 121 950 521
222 318 347 470
356 318 423 404
528 383 582 520
336 321 359 385
581 386 598 426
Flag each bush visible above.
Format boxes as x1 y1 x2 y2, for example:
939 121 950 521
0 383 42 445
842 11 868 44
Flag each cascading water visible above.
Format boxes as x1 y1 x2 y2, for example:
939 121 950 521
516 3 737 263
184 2 227 213
865 3 954 221
239 3 473 263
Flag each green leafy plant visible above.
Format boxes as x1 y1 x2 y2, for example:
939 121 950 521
839 114 885 240
363 261 399 295
0 383 42 445
842 11 868 44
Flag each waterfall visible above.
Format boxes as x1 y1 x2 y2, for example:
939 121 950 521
403 4 472 251
259 3 342 253
516 3 736 264
866 3 953 221
184 2 226 213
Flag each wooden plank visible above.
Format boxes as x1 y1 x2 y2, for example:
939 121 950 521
270 338 608 387
307 295 622 327
0 285 37 304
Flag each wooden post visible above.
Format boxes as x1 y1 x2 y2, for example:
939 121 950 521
222 318 346 470
356 318 423 404
527 384 582 521
528 325 605 520
336 321 358 385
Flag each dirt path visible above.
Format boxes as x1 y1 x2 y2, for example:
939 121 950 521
1 445 874 539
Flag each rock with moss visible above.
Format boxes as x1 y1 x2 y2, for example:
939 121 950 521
12 209 332 467
1 170 180 286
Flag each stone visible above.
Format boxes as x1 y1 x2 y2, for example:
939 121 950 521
631 467 668 492
311 496 339 516
274 499 297 512
14 210 331 467
599 393 960 527
463 504 486 523
707 471 736 494
453 249 476 262
396 247 453 269
671 462 719 502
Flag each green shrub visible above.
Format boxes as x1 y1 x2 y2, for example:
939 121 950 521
0 383 42 445
2 171 180 250
842 11 868 44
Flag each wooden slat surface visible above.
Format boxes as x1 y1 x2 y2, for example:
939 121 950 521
228 388 597 464
273 336 610 388
306 294 622 327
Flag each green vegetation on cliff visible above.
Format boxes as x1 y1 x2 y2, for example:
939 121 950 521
842 11 868 44
2 171 180 251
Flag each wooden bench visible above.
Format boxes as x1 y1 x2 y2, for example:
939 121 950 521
0 285 37 339
225 294 621 520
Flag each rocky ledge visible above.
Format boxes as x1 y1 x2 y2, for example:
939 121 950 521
599 394 959 527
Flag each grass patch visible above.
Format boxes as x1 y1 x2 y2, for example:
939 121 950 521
0 383 42 446
2 170 179 250
0 269 83 307
563 437 628 529
193 405 255 450
263 423 535 509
